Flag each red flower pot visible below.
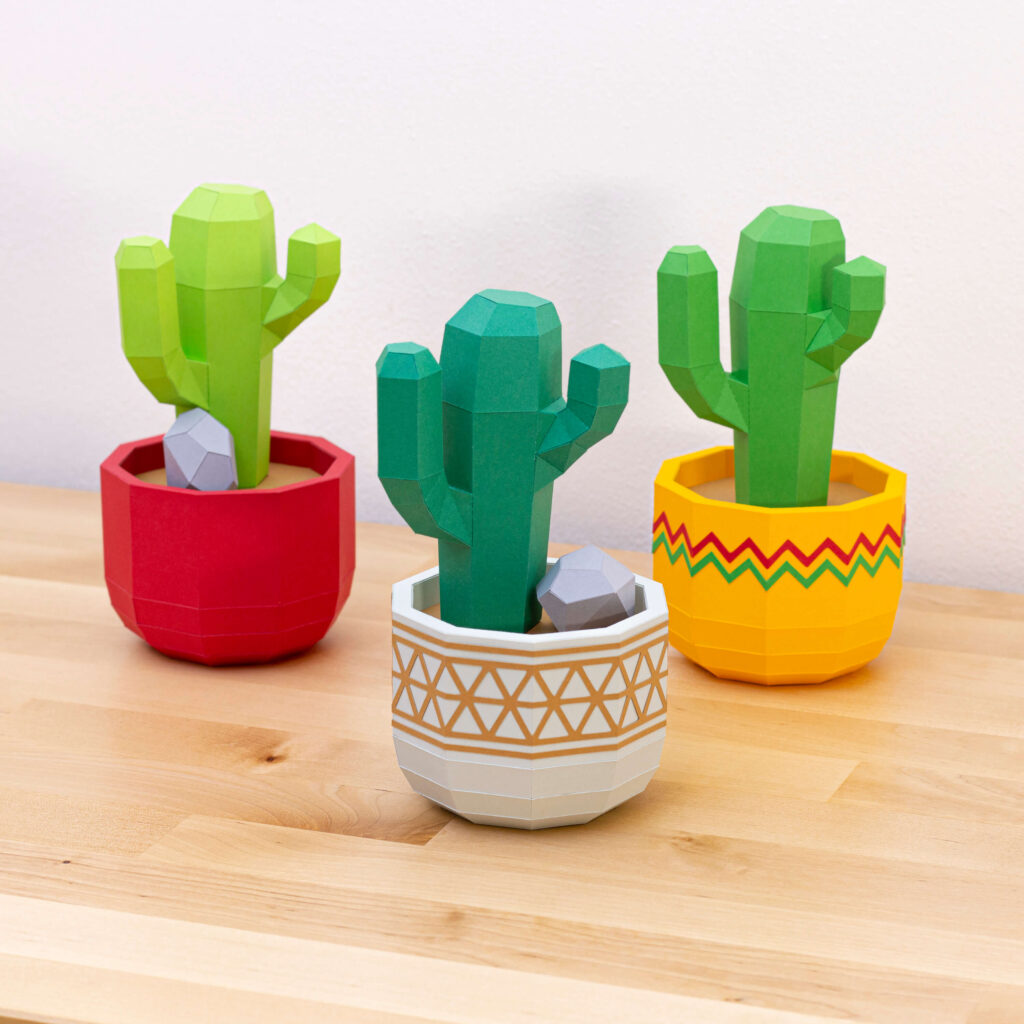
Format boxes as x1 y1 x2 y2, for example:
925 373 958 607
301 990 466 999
100 431 355 665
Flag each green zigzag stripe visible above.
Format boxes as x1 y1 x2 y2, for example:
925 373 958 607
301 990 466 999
652 532 902 590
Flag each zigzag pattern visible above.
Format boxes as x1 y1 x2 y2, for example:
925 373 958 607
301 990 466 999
652 512 905 591
651 511 905 569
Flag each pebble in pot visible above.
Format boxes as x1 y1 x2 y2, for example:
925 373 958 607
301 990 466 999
163 408 238 491
537 545 636 631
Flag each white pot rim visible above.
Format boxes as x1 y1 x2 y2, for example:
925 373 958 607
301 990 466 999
392 557 668 653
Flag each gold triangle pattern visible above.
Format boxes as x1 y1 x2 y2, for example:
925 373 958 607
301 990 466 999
391 629 668 747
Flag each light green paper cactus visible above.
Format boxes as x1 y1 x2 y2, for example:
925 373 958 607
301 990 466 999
115 183 340 488
377 290 630 633
658 205 886 507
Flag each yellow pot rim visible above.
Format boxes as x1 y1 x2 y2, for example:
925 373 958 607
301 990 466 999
655 446 906 517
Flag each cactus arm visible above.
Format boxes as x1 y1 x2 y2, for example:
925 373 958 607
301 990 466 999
536 344 630 485
657 245 749 432
376 343 472 545
261 223 341 353
115 236 208 409
806 256 886 372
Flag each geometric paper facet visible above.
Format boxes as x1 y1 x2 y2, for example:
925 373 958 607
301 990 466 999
163 408 238 491
537 545 636 632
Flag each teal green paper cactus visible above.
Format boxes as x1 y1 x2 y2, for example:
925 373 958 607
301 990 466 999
115 183 340 488
658 205 885 507
377 290 630 632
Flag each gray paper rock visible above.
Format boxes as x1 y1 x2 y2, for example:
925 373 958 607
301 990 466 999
537 545 636 632
163 408 238 491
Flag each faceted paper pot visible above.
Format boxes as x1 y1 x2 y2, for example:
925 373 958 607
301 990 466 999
653 447 906 685
390 562 669 829
101 431 355 666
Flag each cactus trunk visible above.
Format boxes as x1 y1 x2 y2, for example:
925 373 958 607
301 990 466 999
438 400 552 631
438 489 553 633
174 285 274 487
736 377 838 508
732 308 840 507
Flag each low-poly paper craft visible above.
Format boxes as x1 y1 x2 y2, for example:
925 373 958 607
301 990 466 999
102 183 354 666
116 183 340 488
653 205 904 684
389 561 670 828
377 290 669 828
653 446 906 684
163 408 238 491
657 205 885 508
377 290 630 633
102 432 356 665
537 545 636 631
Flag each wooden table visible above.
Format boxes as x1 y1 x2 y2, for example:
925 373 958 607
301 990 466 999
0 481 1022 1024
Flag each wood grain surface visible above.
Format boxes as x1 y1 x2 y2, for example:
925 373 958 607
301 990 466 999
0 480 1022 1023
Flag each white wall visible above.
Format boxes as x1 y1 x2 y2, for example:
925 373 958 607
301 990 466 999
2 0 1021 592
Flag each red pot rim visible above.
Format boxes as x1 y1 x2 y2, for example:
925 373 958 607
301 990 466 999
101 430 352 494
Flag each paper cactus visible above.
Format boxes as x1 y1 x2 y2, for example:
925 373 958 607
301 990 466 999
658 205 885 507
377 290 630 632
115 183 341 488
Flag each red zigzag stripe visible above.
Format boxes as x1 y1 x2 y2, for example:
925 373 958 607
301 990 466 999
652 511 905 570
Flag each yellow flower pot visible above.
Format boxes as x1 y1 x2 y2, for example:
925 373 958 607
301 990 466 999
653 447 906 685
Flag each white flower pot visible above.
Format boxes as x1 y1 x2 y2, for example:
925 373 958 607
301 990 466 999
390 560 670 829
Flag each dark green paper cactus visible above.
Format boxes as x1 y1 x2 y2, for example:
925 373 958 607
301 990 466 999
658 205 886 507
377 290 630 632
